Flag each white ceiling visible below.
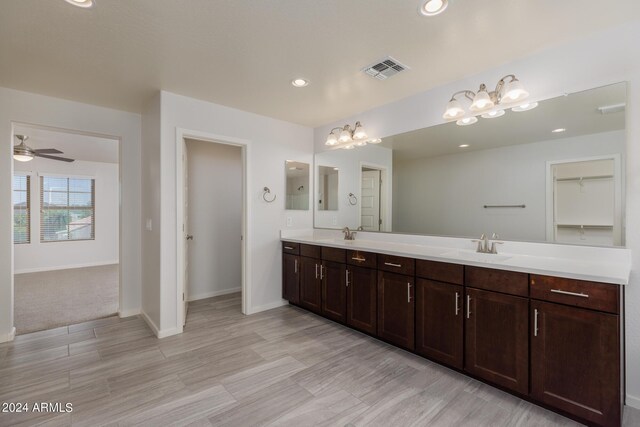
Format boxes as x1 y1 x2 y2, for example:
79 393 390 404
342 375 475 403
13 125 119 164
1 1 639 127
383 82 626 161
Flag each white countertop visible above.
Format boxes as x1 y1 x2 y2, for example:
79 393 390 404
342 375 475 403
280 230 631 285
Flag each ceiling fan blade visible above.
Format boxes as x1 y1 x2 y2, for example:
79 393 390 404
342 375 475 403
35 153 75 162
34 148 63 154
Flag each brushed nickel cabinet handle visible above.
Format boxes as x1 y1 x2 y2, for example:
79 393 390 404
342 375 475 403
455 292 460 316
284 246 294 250
466 295 471 319
550 289 589 298
320 265 324 280
315 263 318 279
407 282 412 303
294 259 298 274
534 308 539 337
346 269 350 287
385 262 402 268
352 257 366 262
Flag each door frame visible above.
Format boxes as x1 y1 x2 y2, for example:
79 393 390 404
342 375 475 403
359 161 392 232
175 128 250 327
545 153 622 245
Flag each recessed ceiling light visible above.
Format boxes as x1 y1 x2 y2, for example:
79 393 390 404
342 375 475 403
291 78 309 88
64 0 94 8
459 144 470 148
419 0 448 16
512 102 539 112
552 128 567 133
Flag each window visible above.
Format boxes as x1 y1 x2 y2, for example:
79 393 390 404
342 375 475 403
13 175 30 244
41 176 95 242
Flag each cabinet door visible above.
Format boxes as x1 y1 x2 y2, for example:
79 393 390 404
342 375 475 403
531 301 620 427
377 271 415 350
299 257 321 314
322 260 346 322
346 265 377 334
416 279 463 369
465 287 529 395
282 253 299 303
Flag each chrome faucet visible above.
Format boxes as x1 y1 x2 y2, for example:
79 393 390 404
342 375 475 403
472 233 503 254
342 227 357 240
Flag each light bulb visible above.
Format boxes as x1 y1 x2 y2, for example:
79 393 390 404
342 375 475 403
325 131 338 146
502 79 529 102
443 98 465 120
353 122 367 140
456 117 478 126
470 87 494 112
481 109 505 119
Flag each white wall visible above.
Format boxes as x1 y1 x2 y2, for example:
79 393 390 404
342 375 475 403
142 91 313 334
0 87 142 342
392 130 625 241
315 144 393 229
186 139 242 301
14 158 119 273
313 21 640 408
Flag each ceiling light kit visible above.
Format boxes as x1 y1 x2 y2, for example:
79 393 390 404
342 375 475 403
324 122 382 149
64 0 94 8
291 78 309 88
419 0 449 16
443 74 536 126
13 135 75 163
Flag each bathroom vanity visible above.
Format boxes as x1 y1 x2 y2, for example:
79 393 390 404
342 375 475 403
280 233 628 427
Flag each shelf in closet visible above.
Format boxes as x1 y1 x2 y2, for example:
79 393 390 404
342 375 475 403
555 224 613 229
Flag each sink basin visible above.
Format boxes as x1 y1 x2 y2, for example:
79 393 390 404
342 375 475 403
441 250 512 263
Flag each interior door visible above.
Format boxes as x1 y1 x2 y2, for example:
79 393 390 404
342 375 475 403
361 169 381 231
182 138 189 326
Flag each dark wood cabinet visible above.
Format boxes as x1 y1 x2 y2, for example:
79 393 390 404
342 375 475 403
322 260 347 322
531 300 620 427
465 287 529 395
346 265 377 334
377 271 415 350
299 256 322 314
415 279 463 369
282 253 299 304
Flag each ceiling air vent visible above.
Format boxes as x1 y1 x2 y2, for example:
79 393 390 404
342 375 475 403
363 56 409 81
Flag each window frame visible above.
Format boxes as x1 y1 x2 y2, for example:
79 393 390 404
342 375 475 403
13 174 31 245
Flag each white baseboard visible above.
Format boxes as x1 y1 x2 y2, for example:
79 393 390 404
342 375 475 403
140 310 183 339
626 393 640 409
246 299 288 315
15 260 119 275
0 327 16 343
188 287 241 302
118 308 140 318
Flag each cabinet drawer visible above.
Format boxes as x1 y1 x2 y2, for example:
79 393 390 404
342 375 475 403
530 275 619 314
322 246 346 263
282 241 300 255
300 244 321 259
347 250 377 269
416 260 463 285
465 266 528 297
378 254 415 276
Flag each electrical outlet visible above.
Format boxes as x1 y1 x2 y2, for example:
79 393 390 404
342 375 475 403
332 216 337 226
286 216 292 227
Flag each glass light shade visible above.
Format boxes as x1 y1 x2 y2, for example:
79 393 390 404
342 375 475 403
338 127 353 143
470 90 494 112
353 122 367 140
325 131 338 146
443 99 465 120
64 0 94 8
368 138 382 144
456 116 478 126
420 0 448 16
355 141 367 147
511 102 538 112
13 154 34 162
502 79 529 102
481 109 505 119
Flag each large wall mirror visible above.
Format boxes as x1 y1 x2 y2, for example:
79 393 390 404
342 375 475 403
314 82 626 247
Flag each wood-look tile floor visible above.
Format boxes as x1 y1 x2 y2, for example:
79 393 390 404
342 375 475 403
1 292 638 426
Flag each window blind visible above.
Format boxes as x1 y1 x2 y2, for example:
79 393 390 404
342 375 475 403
13 175 30 244
40 176 95 242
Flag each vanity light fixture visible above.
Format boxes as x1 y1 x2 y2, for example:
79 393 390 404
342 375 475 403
419 0 449 16
325 121 380 149
291 78 309 88
443 74 531 126
64 0 94 8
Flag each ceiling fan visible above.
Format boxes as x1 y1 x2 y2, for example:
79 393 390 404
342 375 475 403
13 135 75 163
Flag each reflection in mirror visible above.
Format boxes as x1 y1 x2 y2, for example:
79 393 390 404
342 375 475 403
314 82 626 247
317 166 339 211
285 161 309 210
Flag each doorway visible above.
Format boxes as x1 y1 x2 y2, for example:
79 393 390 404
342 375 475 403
11 123 121 334
176 129 248 329
360 164 390 232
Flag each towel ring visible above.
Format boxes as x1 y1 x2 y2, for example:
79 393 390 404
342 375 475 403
263 187 276 203
348 193 358 206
